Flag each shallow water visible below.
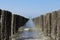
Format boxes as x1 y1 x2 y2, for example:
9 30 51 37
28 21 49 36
11 19 53 40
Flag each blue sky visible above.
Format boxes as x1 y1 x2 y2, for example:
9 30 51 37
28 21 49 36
0 0 60 18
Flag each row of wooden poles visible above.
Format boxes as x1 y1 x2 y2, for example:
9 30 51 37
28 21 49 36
0 9 29 40
32 10 60 40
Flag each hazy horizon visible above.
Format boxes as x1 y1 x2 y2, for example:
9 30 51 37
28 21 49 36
0 0 60 18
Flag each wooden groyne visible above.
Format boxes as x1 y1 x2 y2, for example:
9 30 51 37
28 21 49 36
0 9 29 40
32 10 60 40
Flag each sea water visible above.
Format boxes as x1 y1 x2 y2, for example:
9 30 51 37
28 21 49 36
12 19 53 40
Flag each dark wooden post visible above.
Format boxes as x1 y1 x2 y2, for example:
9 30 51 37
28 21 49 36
11 14 24 35
0 9 2 40
0 10 12 40
1 10 6 40
2 10 12 40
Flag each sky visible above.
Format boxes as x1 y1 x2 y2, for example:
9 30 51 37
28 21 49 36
0 0 60 18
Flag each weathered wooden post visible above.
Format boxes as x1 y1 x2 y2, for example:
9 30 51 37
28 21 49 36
0 10 12 40
33 18 37 27
43 14 48 36
11 14 14 37
4 10 12 40
57 10 60 40
11 14 20 36
0 9 2 40
32 18 36 27
1 10 6 40
51 11 57 40
39 15 44 31
47 13 51 37
43 15 45 33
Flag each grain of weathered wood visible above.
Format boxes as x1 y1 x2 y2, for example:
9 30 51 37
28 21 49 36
51 11 57 40
1 10 6 40
56 11 60 40
4 11 12 40
39 15 44 31
43 14 48 36
47 13 51 37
